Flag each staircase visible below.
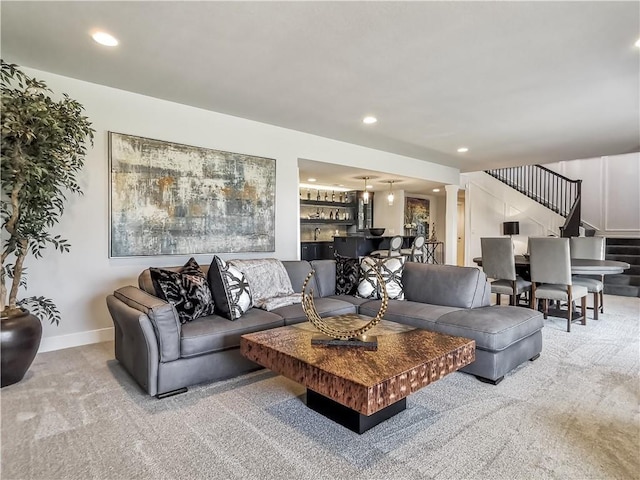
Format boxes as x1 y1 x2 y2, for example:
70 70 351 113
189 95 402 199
604 238 640 297
485 165 582 237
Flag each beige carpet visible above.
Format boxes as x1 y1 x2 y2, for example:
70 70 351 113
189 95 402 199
1 295 639 480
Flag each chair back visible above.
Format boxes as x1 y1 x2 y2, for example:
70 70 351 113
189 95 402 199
529 237 572 285
388 235 403 252
412 235 425 250
570 237 605 260
480 237 516 281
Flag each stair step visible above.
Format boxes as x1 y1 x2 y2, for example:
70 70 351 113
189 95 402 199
607 245 640 255
604 274 640 286
625 266 640 276
604 284 640 297
606 238 640 246
605 254 640 265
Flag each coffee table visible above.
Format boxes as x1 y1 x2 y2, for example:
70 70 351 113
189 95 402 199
240 316 475 433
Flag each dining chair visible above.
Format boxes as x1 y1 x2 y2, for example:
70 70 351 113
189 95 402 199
370 235 403 258
529 237 588 332
480 237 531 306
400 235 425 262
570 237 605 319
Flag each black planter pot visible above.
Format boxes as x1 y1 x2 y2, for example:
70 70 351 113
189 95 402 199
1 309 42 387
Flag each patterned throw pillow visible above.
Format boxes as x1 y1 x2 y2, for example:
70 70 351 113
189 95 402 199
149 258 216 324
356 256 405 300
334 253 361 295
207 256 253 321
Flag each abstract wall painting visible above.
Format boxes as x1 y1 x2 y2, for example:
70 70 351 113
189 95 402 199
109 132 276 257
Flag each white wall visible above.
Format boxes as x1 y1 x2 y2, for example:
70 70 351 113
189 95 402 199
544 153 640 237
461 172 565 264
373 190 441 242
373 189 405 235
17 67 459 352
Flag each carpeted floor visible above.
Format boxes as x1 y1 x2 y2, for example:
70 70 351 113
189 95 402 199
2 295 639 480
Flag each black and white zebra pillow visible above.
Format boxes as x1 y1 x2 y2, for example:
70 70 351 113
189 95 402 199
207 256 253 321
149 257 216 323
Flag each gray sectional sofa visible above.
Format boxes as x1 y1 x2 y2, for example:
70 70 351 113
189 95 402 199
106 260 543 398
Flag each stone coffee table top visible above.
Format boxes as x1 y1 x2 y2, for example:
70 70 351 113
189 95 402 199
240 317 475 416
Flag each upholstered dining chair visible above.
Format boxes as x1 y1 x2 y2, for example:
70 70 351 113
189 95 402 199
400 235 426 262
570 237 605 320
529 237 588 332
480 237 531 306
371 235 403 258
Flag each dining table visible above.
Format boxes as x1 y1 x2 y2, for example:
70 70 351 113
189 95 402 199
472 255 630 275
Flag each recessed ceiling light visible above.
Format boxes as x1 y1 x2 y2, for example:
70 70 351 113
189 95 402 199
307 178 316 182
636 38 640 48
457 147 469 153
432 188 441 193
362 116 377 125
92 31 119 47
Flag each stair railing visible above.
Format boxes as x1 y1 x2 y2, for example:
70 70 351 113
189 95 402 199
485 165 582 237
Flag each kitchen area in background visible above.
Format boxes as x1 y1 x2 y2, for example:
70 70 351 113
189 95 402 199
298 160 447 262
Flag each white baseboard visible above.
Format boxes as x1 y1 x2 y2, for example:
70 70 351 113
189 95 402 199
38 327 114 353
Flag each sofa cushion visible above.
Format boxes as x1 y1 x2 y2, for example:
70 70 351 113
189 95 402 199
435 306 544 352
357 256 405 300
282 260 319 296
334 254 360 295
149 258 216 323
180 308 284 358
359 299 461 329
208 256 253 320
271 297 357 325
309 260 336 297
402 262 490 308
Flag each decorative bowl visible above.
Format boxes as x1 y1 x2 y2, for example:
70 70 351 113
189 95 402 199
368 228 385 236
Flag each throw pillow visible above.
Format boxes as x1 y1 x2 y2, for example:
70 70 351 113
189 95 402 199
149 257 216 324
207 256 253 321
357 256 405 300
334 253 361 295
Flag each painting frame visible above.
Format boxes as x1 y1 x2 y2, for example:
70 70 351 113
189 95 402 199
108 132 276 258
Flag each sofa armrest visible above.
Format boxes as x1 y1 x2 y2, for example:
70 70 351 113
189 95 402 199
113 286 181 363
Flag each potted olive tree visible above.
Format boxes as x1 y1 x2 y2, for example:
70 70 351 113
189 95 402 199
1 61 94 386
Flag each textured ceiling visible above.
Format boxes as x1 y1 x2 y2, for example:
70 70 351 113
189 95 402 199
2 1 639 175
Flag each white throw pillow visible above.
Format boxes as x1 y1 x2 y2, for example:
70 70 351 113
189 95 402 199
357 256 405 300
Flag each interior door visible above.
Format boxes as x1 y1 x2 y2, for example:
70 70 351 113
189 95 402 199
457 200 465 266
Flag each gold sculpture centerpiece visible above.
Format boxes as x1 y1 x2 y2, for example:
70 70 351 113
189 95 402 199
301 269 388 350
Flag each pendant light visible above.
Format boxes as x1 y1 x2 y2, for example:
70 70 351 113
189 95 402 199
362 176 370 204
386 180 395 206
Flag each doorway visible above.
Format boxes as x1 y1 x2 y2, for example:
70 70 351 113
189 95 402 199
457 193 465 266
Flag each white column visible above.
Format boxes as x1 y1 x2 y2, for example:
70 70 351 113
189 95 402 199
445 184 459 265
